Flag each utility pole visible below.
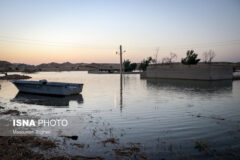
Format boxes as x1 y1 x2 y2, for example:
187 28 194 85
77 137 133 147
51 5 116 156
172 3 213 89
119 45 123 74
116 45 125 75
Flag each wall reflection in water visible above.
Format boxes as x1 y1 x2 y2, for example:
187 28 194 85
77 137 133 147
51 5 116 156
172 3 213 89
146 79 233 94
11 92 83 107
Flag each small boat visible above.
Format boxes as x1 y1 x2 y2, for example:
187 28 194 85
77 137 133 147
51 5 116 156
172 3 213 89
11 79 83 96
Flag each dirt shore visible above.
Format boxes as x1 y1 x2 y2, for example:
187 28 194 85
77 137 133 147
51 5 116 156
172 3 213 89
0 136 67 160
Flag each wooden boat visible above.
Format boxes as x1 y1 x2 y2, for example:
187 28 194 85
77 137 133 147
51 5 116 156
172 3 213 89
11 79 83 96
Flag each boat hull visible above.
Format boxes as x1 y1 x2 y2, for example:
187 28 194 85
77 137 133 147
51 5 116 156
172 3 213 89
11 80 83 96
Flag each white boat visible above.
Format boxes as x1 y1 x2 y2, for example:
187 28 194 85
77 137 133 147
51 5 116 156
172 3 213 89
11 79 83 96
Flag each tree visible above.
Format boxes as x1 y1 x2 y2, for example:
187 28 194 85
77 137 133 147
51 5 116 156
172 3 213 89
130 63 137 71
202 49 216 63
152 47 159 64
161 52 177 64
138 57 153 71
202 52 208 63
181 50 200 65
161 57 171 64
123 59 131 72
170 52 177 62
123 59 137 72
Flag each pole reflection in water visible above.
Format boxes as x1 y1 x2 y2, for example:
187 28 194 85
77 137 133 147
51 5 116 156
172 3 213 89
120 74 123 111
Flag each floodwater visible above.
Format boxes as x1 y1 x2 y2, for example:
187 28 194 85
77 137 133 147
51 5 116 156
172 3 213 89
0 71 240 159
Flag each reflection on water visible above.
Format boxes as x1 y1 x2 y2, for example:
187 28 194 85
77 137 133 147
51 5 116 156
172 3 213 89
11 92 83 107
120 74 123 111
146 79 232 93
0 72 240 159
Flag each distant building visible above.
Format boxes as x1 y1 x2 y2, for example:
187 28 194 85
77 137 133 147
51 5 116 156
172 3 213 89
88 64 120 73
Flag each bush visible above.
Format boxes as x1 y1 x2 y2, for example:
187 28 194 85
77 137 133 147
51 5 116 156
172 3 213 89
123 59 137 72
138 57 153 71
181 50 200 65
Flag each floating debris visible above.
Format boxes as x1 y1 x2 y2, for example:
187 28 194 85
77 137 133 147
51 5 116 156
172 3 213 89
60 135 78 140
73 143 85 148
48 156 69 160
124 146 140 153
140 155 147 160
192 113 225 121
0 109 20 116
194 141 209 153
72 154 104 160
210 115 225 121
113 143 143 158
102 138 119 146
113 148 132 157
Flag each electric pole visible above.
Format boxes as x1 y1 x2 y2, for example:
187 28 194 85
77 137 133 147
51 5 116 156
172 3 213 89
120 45 123 74
116 45 125 75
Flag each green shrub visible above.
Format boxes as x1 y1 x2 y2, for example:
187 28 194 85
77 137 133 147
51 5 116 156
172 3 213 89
123 59 137 72
138 57 153 71
181 50 200 65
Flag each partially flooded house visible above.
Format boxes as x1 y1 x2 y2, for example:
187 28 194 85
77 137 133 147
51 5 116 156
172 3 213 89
141 63 233 80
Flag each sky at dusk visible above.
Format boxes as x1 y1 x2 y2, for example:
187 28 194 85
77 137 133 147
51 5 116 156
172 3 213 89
0 0 240 64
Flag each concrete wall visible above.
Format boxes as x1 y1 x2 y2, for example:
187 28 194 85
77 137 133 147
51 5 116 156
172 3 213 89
141 63 233 80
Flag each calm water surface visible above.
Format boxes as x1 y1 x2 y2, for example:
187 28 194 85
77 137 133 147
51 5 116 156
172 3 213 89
0 71 240 159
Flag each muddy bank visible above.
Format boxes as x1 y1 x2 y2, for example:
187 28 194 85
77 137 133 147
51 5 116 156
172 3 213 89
0 74 31 80
0 136 66 160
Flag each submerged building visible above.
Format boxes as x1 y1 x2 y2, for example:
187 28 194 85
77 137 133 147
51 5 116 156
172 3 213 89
141 63 233 80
